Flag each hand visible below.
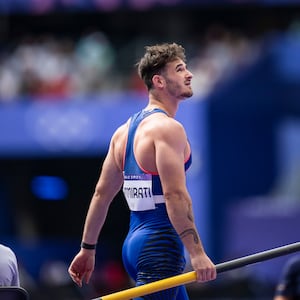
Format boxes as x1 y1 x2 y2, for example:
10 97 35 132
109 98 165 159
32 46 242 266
190 253 217 283
68 249 95 287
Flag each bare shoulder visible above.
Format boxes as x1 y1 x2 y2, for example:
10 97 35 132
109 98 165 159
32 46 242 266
111 121 128 142
110 121 129 170
149 113 187 139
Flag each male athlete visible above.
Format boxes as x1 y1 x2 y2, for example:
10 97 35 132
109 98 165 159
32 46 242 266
68 42 216 299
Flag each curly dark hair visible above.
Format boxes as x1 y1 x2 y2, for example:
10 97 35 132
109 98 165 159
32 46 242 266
136 43 186 91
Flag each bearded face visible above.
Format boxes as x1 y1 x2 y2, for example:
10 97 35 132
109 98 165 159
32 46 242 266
162 59 193 100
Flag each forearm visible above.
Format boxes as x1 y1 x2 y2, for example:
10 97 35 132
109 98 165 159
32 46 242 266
165 191 205 257
81 190 110 245
81 165 123 245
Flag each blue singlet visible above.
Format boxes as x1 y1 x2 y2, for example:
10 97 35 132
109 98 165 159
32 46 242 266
122 108 192 300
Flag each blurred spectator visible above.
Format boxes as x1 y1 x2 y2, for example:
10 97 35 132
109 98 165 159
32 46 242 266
17 36 73 98
0 244 20 286
274 255 300 300
1 22 299 102
72 31 116 94
0 55 21 101
0 24 264 102
0 31 117 101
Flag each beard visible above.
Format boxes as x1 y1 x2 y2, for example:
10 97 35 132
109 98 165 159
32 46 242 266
165 77 193 99
181 88 193 98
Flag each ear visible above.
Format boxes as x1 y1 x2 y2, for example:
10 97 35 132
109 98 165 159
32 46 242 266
152 74 164 88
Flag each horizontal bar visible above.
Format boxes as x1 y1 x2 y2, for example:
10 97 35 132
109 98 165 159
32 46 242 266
93 241 300 300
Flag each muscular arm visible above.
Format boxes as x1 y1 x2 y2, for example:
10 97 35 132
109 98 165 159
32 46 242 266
81 144 124 245
155 119 216 282
69 126 125 286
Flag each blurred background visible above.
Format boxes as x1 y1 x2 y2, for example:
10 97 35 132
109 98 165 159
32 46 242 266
0 0 300 299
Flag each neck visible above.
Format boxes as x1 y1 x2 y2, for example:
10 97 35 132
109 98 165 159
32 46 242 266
146 94 179 118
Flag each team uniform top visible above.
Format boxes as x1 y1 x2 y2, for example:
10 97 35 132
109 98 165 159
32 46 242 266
122 108 192 300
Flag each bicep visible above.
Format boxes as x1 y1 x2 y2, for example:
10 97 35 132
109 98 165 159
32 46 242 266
155 123 194 229
155 124 187 195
